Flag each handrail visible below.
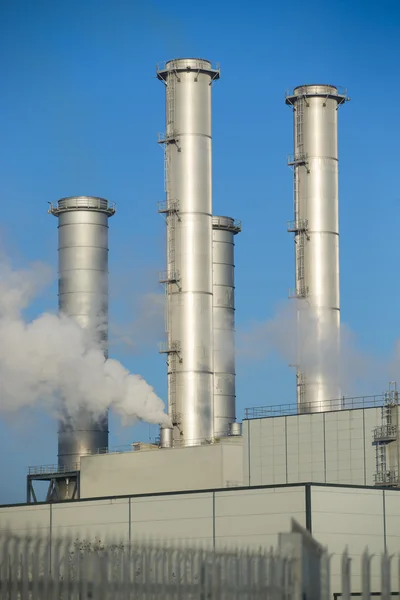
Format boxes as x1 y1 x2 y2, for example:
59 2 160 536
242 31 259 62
212 216 242 233
157 200 179 213
48 197 116 215
27 463 80 476
285 85 348 99
245 394 385 420
287 219 308 232
27 435 245 476
374 470 399 485
287 153 308 165
373 424 398 440
158 269 180 283
156 60 220 75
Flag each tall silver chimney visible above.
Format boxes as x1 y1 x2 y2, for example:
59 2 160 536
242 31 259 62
212 216 241 437
49 196 115 496
285 85 348 413
157 58 220 446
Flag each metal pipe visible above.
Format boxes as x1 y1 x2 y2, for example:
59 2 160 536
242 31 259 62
285 85 348 413
157 59 219 446
160 426 173 448
49 196 115 492
212 216 241 437
228 422 242 436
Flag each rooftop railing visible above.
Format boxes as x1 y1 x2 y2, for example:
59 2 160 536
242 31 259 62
245 393 385 420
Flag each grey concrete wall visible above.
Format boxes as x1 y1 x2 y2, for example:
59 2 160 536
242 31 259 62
0 484 399 593
243 407 381 487
0 485 305 549
80 438 243 499
310 485 385 592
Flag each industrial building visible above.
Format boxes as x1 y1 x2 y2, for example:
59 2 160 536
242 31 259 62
1 58 399 596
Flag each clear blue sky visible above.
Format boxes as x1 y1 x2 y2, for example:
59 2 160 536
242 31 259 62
0 0 399 503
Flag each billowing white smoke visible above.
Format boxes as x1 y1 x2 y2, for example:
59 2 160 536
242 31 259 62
0 258 171 427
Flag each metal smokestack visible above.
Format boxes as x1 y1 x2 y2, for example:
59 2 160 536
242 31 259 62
285 85 348 413
212 216 241 437
157 58 220 446
49 196 115 494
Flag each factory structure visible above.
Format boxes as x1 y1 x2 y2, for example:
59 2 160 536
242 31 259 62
2 58 400 594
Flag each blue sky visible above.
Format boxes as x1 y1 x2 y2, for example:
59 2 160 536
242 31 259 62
0 0 399 503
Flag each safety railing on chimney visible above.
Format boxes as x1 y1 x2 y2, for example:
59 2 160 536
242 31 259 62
48 197 116 215
285 85 348 99
212 216 242 233
287 153 309 166
156 60 221 75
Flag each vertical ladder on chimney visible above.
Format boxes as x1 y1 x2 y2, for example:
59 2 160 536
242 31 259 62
296 228 307 298
168 350 177 425
160 72 180 287
293 167 300 231
287 95 309 301
167 70 175 131
167 200 177 282
288 95 309 408
157 72 181 428
296 370 307 410
296 97 305 157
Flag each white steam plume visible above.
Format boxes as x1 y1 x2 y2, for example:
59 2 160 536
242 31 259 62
0 258 170 427
237 299 384 398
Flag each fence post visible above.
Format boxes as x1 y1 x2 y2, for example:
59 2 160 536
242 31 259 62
320 550 331 600
341 548 351 600
381 551 392 600
361 549 372 600
278 533 302 600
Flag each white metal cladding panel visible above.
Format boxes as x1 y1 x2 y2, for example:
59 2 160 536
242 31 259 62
256 419 272 485
0 504 50 534
248 465 262 486
383 490 400 591
286 414 325 484
221 443 244 486
242 420 251 485
364 407 382 486
214 486 306 548
268 417 286 485
309 415 325 482
310 486 384 593
325 410 366 485
383 489 400 553
286 417 300 482
348 417 366 485
130 493 213 545
248 418 264 460
325 411 348 483
247 418 273 485
51 498 130 540
247 409 375 488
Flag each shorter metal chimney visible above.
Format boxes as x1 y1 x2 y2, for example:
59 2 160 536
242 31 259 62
212 216 241 437
49 195 115 500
